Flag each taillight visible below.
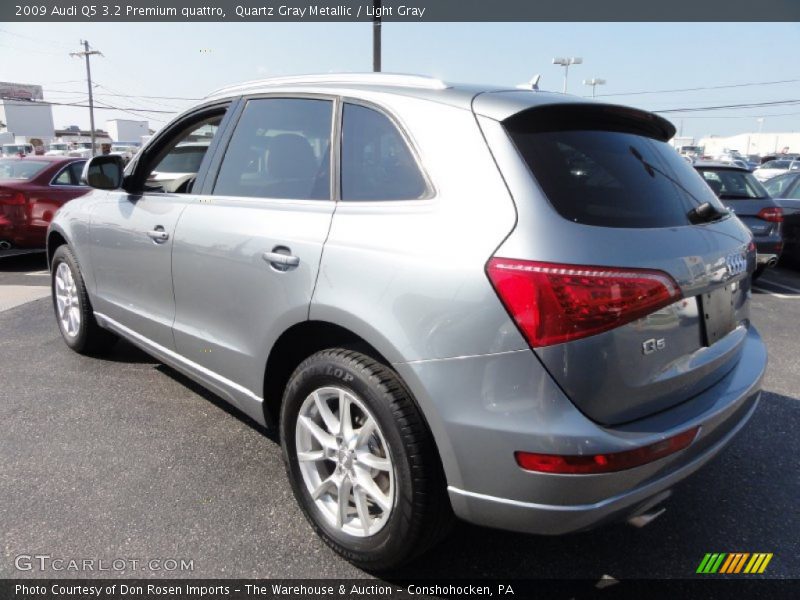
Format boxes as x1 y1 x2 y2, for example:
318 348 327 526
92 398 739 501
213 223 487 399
486 259 682 347
515 426 700 474
0 190 26 206
757 207 783 222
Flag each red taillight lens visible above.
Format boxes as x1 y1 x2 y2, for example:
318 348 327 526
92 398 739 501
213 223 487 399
0 191 26 206
486 259 682 347
757 207 783 222
515 427 700 474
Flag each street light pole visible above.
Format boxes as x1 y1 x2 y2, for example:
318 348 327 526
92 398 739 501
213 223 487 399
583 77 606 98
70 40 103 156
552 57 582 93
372 0 381 72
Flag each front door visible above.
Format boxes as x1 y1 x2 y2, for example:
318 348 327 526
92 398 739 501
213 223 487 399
90 107 230 349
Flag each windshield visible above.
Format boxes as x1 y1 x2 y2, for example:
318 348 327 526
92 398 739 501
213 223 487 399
764 160 790 169
0 159 49 180
153 146 208 174
764 174 797 197
3 145 28 154
50 144 68 151
699 169 769 199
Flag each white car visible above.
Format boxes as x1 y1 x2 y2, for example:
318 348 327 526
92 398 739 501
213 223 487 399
753 159 800 182
45 143 71 157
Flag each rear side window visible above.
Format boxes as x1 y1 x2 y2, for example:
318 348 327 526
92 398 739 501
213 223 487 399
214 98 333 200
340 103 427 201
505 107 723 228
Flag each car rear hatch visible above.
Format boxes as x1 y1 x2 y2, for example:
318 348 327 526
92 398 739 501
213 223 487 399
476 96 756 425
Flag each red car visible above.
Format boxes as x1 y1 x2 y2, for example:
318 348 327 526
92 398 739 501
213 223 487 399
0 156 89 249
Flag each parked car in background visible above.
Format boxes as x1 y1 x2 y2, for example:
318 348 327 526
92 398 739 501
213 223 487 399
0 156 88 249
764 172 800 264
109 143 140 164
46 142 71 157
1 143 34 157
694 162 783 278
753 159 800 182
47 74 766 570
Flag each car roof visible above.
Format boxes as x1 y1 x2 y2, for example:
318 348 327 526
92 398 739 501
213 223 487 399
203 72 676 137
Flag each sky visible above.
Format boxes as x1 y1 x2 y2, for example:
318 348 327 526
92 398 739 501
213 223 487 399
1 21 799 141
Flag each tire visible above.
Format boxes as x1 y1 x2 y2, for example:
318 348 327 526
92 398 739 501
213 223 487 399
280 348 452 571
51 245 116 355
752 264 766 281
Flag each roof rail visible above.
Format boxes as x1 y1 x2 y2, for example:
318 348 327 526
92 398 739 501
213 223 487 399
206 73 449 98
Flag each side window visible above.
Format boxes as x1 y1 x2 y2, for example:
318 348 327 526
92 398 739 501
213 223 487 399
340 103 428 201
143 116 223 194
53 165 73 185
213 98 333 200
52 161 86 186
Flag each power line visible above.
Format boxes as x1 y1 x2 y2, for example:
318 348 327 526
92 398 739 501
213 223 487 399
0 97 177 113
597 77 800 98
654 99 800 114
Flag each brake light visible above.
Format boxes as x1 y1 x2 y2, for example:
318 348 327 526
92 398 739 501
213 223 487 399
486 259 682 347
757 207 783 222
0 191 26 206
515 426 700 474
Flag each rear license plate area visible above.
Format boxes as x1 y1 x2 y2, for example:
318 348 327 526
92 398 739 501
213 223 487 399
700 284 736 346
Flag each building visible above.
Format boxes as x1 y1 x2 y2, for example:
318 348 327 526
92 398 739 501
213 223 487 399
698 132 800 157
105 119 149 143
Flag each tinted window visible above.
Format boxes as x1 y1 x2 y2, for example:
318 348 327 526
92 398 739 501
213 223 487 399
52 161 86 186
764 174 796 197
505 113 724 228
0 159 49 180
155 145 209 173
214 98 332 200
341 103 427 201
699 169 769 200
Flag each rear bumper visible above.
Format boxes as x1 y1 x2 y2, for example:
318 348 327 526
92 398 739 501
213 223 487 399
395 326 766 535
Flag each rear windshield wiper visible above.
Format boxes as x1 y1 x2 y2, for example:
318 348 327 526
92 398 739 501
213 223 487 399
688 201 729 224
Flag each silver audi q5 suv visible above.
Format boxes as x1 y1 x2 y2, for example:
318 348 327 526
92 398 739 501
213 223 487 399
48 73 766 570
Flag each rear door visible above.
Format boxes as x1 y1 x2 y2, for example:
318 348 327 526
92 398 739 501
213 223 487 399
478 100 755 425
170 95 336 397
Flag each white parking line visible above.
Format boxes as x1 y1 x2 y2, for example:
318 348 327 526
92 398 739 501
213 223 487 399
757 278 800 294
25 270 50 276
752 287 800 299
0 285 50 312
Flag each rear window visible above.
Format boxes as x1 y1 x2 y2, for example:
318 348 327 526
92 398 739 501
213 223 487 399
504 106 724 228
698 169 769 200
0 159 49 181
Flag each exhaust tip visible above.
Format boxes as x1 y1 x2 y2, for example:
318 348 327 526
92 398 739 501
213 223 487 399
0 240 12 250
767 257 778 268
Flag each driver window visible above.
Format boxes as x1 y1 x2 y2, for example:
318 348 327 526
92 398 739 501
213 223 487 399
143 116 222 194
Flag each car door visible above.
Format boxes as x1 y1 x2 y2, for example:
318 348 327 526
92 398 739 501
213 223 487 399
170 96 336 404
89 103 233 349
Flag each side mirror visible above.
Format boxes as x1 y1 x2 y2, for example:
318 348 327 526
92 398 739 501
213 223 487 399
81 155 125 190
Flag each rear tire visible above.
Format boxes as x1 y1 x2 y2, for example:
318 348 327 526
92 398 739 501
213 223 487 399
51 245 116 355
280 348 452 571
752 264 766 281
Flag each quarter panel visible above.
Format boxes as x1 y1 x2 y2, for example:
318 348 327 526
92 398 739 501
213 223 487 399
312 95 523 363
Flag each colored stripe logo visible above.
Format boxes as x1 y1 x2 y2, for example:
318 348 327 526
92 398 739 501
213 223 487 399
696 553 773 574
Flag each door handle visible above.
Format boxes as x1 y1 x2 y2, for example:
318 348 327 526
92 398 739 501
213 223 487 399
263 249 300 270
146 227 169 243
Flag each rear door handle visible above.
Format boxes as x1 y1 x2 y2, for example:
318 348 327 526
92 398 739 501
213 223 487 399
146 227 169 243
263 249 300 270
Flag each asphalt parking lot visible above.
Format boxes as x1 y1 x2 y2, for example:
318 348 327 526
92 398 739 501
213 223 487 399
0 251 797 580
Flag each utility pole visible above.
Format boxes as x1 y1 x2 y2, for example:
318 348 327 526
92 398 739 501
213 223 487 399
372 0 381 72
70 40 102 156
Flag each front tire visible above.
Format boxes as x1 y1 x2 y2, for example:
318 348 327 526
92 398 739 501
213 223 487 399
280 349 452 571
51 245 116 355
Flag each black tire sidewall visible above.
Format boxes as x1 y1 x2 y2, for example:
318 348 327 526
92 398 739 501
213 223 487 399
280 352 417 566
51 246 90 352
